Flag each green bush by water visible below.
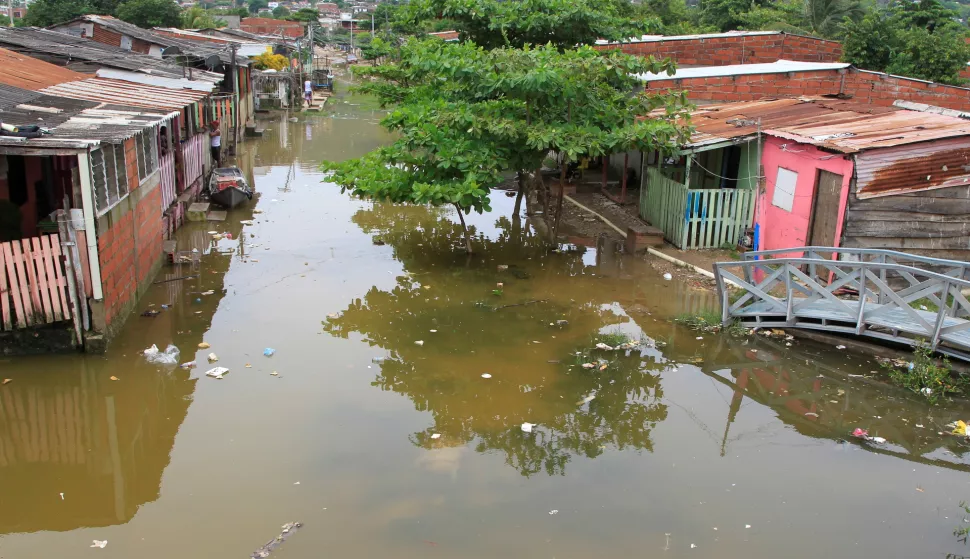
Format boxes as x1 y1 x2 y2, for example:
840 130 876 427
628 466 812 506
881 341 968 404
674 310 747 338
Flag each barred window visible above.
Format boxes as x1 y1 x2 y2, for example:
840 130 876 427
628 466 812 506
135 128 158 182
91 143 129 215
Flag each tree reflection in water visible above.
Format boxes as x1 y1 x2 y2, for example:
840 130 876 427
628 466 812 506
324 203 667 476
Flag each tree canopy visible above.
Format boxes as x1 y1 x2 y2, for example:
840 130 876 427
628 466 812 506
115 0 181 28
398 0 656 50
842 0 970 85
181 6 226 28
322 38 691 252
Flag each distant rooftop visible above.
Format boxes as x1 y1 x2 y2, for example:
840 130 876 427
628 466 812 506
596 30 837 46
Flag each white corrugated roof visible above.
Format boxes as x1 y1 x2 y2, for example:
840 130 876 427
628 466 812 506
596 30 779 45
635 60 851 82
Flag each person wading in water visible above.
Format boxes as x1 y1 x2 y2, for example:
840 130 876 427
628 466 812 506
209 120 222 167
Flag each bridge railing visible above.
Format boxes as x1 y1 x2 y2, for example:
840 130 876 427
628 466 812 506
713 255 970 357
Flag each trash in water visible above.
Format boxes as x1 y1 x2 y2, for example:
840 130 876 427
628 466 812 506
327 313 338 319
414 340 424 346
695 336 703 340
481 373 492 379
663 273 672 281
497 265 508 271
212 234 224 241
690 544 697 549
208 353 219 362
745 524 751 529
804 412 818 417
555 319 569 327
205 367 229 379
577 394 595 405
951 420 968 436
240 220 254 226
144 344 180 366
521 422 534 433
201 290 215 296
270 371 279 376
837 389 845 396
60 492 64 500
253 209 263 214
429 329 437 333
293 481 300 485
251 522 302 559
582 363 596 369
852 428 869 438
2 379 11 385
921 387 933 395
548 510 558 515
599 364 608 371
245 363 252 368
109 376 119 381
180 361 196 369
263 348 276 357
870 436 887 444
430 433 441 439
595 343 614 351
207 230 217 235
141 309 159 317
372 357 385 364
90 540 107 548
836 345 846 350
199 342 211 349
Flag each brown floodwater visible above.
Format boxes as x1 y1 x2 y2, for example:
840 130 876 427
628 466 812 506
3 87 970 559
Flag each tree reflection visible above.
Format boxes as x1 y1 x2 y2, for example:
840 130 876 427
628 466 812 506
324 203 667 476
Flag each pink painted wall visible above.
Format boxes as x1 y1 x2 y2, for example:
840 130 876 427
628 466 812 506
755 136 854 254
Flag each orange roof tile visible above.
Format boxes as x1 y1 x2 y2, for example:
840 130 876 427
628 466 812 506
0 47 88 90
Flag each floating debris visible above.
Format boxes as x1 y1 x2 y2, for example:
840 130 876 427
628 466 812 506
181 361 197 369
2 379 11 385
595 343 614 351
663 273 672 280
90 540 107 549
208 353 219 362
430 433 441 440
205 367 229 379
521 422 534 433
414 340 424 346
250 522 302 559
481 373 492 379
548 509 558 515
199 342 211 349
109 376 119 381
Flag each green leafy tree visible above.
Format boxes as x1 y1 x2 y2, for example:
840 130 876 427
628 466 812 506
116 0 181 28
640 0 705 34
23 0 93 27
802 0 862 37
247 0 267 13
842 0 970 85
286 7 319 21
700 0 768 31
271 5 289 17
322 39 691 252
181 6 227 28
400 0 654 50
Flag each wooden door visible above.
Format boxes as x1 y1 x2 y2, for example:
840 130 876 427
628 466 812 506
808 170 843 247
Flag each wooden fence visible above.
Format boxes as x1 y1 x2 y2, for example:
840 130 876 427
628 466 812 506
0 235 71 330
641 167 755 250
182 134 205 188
159 152 176 212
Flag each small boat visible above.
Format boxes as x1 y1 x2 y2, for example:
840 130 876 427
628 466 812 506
208 167 252 209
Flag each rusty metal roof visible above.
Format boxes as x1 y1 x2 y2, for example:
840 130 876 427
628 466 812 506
680 98 970 153
0 47 88 90
40 77 210 111
855 136 970 198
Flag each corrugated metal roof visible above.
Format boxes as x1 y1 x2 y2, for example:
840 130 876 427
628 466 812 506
0 85 170 145
0 47 88 90
677 98 970 153
0 27 222 83
40 77 210 111
51 16 246 65
636 59 851 82
855 137 970 199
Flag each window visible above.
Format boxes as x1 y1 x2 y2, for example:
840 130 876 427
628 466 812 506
135 128 158 182
772 167 798 212
91 143 128 215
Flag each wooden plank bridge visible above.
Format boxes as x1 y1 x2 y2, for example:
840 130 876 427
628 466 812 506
713 247 970 361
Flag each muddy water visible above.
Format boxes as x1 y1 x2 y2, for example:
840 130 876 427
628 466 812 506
2 90 970 559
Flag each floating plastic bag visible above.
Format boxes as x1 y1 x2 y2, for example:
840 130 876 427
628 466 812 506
144 344 180 366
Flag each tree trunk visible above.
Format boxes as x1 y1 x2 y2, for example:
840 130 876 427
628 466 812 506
552 164 566 240
513 171 525 218
455 203 473 253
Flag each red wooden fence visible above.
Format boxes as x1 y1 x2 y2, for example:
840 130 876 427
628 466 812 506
0 234 71 330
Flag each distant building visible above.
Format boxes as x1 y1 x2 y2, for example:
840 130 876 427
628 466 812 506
240 16 305 38
0 5 26 19
316 2 339 16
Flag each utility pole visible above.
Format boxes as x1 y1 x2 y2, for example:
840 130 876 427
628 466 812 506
7 0 13 27
371 11 374 38
230 43 239 156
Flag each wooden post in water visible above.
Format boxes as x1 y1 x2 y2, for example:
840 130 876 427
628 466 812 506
56 210 83 347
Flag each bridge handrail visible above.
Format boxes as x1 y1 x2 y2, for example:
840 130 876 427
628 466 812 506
741 246 970 275
714 257 970 290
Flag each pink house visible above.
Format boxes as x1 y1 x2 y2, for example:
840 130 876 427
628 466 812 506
756 136 853 255
640 98 970 261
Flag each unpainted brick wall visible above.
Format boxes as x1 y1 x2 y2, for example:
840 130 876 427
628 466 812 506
96 138 164 327
596 33 843 66
646 69 970 112
90 24 153 54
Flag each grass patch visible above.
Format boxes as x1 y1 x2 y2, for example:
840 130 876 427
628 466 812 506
674 309 747 337
880 341 968 404
595 331 635 347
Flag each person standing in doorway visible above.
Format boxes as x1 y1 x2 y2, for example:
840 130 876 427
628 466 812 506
209 120 222 167
304 79 313 108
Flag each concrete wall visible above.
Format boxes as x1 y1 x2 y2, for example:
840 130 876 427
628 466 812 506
756 136 853 254
646 68 970 112
92 137 164 337
597 33 842 66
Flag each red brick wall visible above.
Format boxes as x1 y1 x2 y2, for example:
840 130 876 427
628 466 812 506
646 68 970 112
96 138 164 327
91 24 153 54
596 33 843 66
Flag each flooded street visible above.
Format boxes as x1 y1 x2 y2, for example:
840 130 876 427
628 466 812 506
4 88 970 559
